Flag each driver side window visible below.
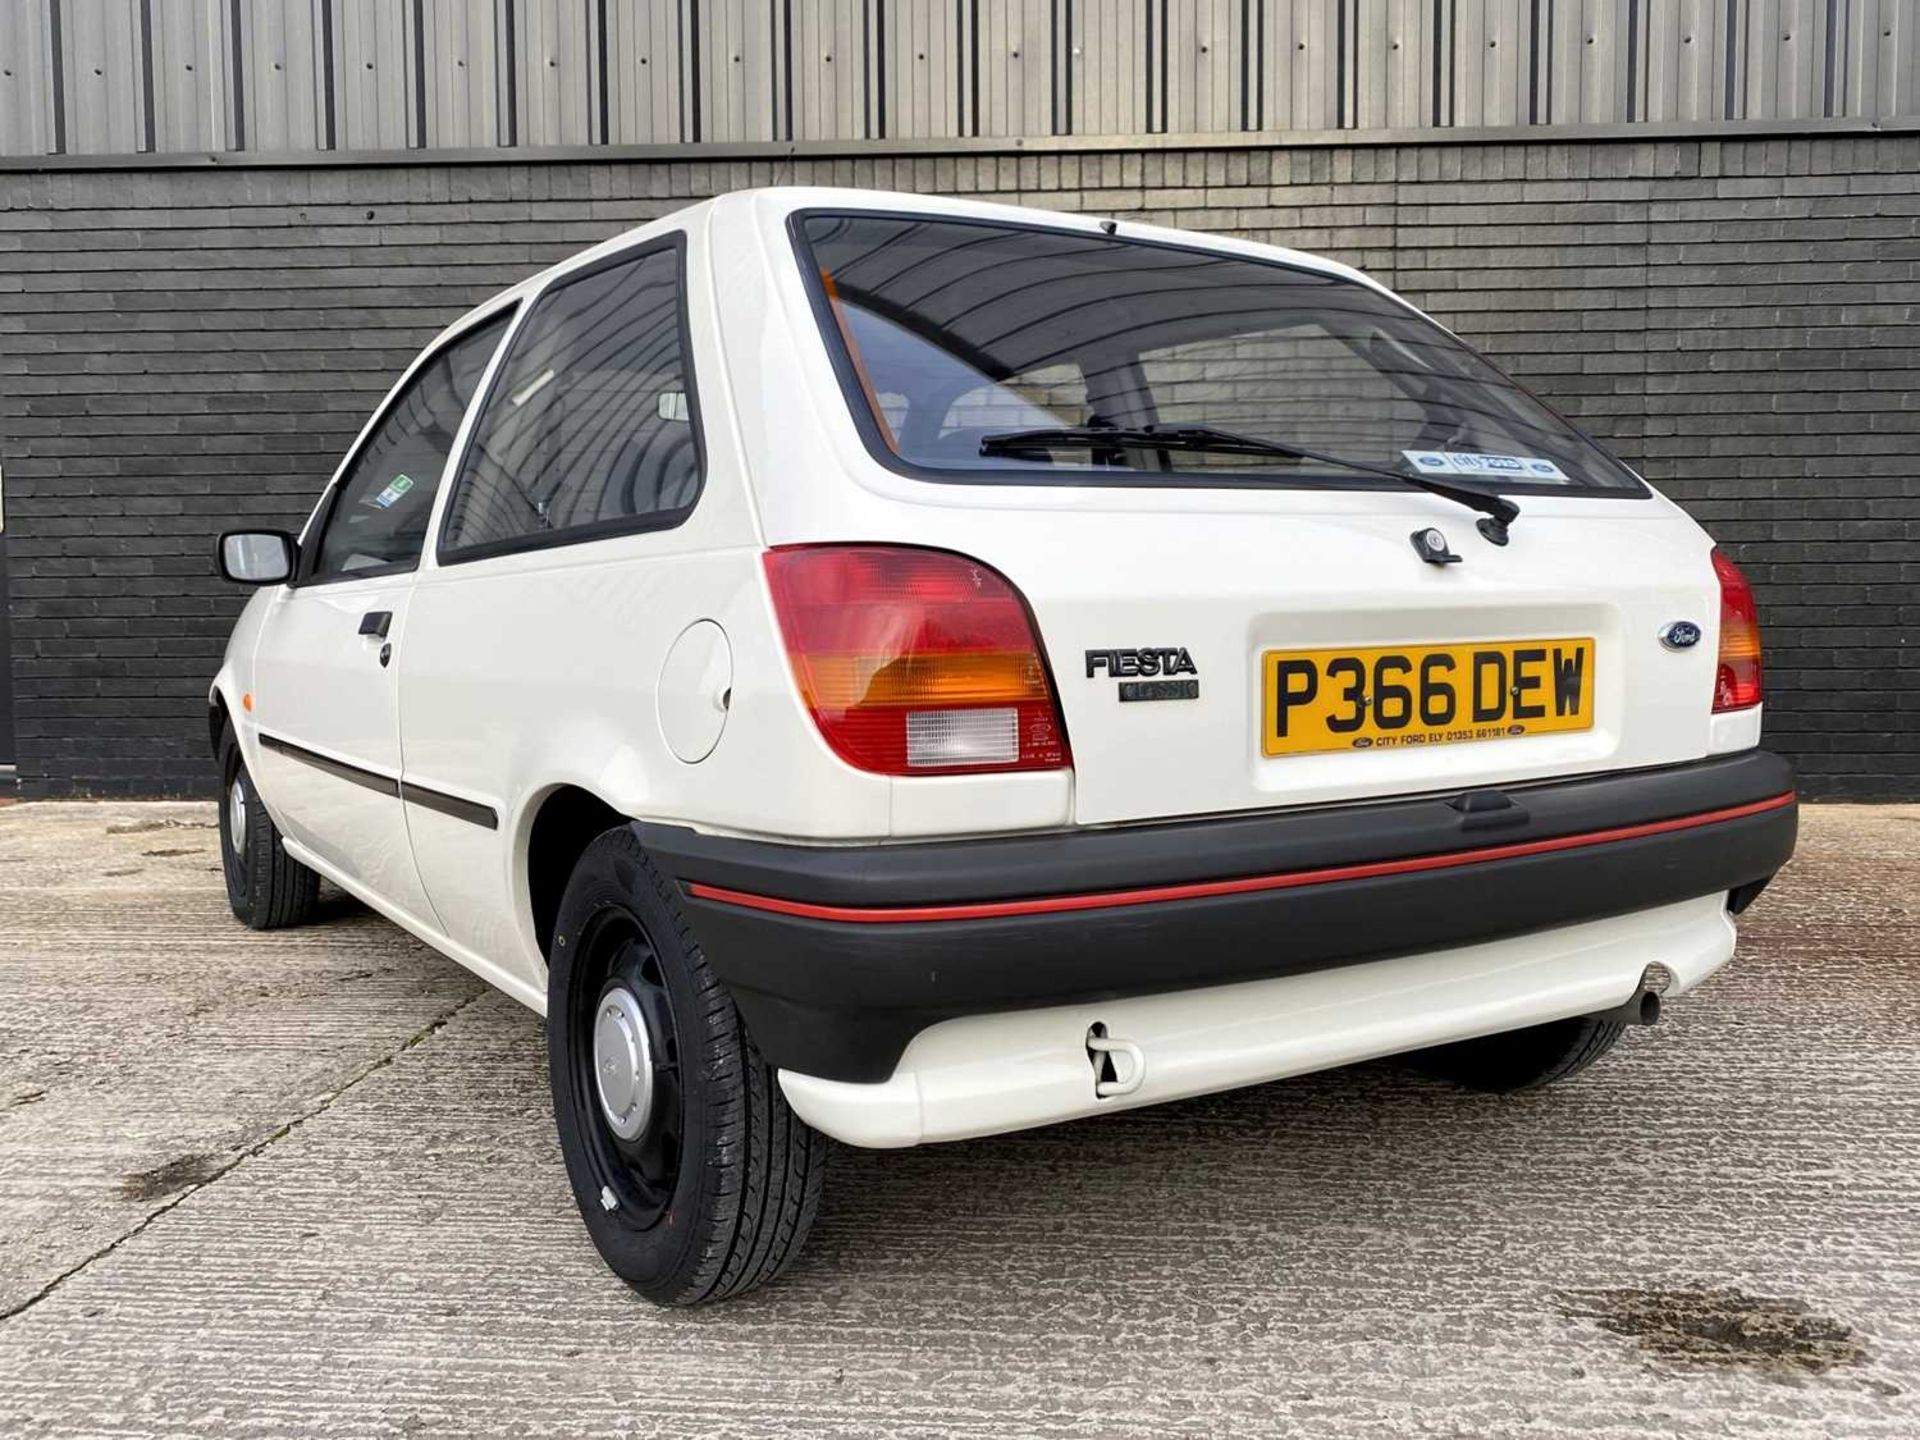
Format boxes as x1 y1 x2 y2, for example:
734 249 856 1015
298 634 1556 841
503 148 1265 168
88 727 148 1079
307 315 509 582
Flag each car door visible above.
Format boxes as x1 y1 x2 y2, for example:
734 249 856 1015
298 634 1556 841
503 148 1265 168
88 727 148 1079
249 313 511 925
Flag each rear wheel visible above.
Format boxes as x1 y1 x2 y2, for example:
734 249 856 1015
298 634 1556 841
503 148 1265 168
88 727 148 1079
547 826 826 1306
1406 1015 1627 1093
217 721 319 930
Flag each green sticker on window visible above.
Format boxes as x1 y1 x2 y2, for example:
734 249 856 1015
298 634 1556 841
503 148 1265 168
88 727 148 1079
369 473 415 509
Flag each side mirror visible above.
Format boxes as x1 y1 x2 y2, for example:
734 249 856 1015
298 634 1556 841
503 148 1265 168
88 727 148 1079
218 530 297 586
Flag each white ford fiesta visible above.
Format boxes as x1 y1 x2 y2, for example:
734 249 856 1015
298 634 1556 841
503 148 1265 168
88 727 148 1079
211 188 1797 1304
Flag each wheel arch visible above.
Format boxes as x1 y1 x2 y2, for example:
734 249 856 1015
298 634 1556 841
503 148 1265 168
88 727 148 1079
523 784 633 959
208 688 232 758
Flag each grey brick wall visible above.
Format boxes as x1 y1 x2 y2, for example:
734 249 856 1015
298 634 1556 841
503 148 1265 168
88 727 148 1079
1 133 1916 798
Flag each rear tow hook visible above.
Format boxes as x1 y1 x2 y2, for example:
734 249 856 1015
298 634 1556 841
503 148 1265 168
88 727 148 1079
1086 1023 1146 1099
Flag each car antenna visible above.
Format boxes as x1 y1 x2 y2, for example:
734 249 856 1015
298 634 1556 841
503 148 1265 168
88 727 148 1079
1099 219 1119 235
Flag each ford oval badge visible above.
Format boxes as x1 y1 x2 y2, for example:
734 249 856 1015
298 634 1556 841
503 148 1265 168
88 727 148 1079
1660 620 1703 651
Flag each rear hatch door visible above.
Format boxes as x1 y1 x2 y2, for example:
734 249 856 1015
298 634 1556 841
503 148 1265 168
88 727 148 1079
981 492 1719 826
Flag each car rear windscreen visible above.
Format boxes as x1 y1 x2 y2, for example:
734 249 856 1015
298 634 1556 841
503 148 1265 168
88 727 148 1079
795 212 1641 493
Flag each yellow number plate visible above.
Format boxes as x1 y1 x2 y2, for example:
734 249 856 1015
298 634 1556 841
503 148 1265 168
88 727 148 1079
1261 638 1595 757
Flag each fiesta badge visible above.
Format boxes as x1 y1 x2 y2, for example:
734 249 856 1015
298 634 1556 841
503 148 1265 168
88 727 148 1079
1660 620 1703 651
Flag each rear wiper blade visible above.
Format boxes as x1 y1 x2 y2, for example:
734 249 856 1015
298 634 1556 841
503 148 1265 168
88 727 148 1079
981 422 1272 457
979 422 1521 541
1157 424 1524 541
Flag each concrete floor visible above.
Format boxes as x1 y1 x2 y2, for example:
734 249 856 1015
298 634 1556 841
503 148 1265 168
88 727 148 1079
0 800 1914 1438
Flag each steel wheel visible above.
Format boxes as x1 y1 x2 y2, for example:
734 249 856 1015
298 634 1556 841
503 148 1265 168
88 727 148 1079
227 777 249 857
568 906 684 1230
216 738 257 911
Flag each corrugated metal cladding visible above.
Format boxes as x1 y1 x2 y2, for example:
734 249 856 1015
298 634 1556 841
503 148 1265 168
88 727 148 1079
1 1 1915 157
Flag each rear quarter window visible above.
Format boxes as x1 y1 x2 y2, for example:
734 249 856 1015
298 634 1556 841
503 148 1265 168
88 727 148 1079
439 236 704 562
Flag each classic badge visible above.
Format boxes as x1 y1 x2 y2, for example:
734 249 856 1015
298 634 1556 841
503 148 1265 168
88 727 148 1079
1087 647 1200 701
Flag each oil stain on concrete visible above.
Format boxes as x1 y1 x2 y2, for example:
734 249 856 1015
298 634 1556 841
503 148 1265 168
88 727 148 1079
117 1153 228 1202
1562 1285 1869 1378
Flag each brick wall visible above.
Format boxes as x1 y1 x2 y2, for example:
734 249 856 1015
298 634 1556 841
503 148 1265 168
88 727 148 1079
1 133 1915 798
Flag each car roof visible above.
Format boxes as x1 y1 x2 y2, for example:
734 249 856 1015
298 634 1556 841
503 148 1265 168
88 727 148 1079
730 187 1376 289
422 187 1387 356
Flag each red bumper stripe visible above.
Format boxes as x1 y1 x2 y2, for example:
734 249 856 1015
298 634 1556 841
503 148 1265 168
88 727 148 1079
686 791 1796 925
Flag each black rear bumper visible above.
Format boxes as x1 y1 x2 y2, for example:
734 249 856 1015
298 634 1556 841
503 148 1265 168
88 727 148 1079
639 750 1797 1083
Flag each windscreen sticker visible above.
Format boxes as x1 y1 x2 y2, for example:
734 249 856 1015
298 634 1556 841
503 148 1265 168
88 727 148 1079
368 473 415 509
1401 450 1568 481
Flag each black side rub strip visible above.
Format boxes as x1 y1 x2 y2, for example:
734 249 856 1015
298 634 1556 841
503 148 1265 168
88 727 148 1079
258 732 396 797
256 732 498 831
400 783 500 831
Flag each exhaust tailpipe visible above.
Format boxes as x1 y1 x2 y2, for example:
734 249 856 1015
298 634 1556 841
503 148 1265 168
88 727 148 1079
1592 979 1664 1029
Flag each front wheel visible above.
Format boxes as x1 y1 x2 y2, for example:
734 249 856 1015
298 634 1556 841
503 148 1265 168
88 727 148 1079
217 721 319 930
547 826 827 1306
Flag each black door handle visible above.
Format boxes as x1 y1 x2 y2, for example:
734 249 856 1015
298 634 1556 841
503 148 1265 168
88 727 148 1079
358 610 393 639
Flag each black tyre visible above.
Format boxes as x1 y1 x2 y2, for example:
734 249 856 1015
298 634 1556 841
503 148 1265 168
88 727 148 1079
1406 1015 1627 1093
547 826 827 1306
217 721 320 930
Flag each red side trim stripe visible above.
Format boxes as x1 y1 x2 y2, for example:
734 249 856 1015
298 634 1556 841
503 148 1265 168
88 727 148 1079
686 792 1795 925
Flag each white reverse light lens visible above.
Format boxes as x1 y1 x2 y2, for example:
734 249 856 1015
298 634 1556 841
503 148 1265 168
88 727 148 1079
905 708 1020 769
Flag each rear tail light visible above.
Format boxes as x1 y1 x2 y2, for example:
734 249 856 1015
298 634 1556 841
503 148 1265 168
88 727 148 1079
763 544 1071 776
1711 548 1763 712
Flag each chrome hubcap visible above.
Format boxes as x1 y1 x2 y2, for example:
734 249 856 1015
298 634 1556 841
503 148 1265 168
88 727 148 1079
592 985 655 1141
227 779 247 853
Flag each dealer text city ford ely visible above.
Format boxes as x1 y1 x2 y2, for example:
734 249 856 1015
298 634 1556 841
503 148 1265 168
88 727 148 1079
211 190 1797 1304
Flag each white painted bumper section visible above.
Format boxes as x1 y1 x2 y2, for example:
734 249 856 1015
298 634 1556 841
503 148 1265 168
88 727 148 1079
779 895 1737 1148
